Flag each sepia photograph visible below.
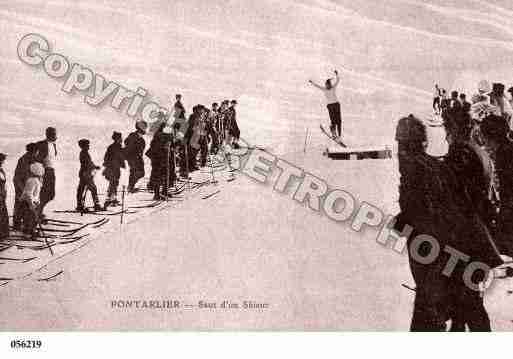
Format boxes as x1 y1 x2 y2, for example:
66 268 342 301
1 1 513 352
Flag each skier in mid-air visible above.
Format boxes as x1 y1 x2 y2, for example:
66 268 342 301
309 70 342 139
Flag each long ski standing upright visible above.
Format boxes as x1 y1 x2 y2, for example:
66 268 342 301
209 152 217 185
184 144 190 193
166 142 170 202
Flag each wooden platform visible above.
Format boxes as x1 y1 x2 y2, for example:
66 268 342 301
324 146 392 160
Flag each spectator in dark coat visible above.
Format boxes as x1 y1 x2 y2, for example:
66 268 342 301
460 93 471 114
0 153 8 240
395 115 454 331
480 114 513 257
179 105 200 177
226 100 240 145
146 122 176 200
103 132 125 208
124 121 147 193
34 127 58 218
173 94 186 120
445 118 503 331
12 143 37 229
394 115 502 331
76 139 102 212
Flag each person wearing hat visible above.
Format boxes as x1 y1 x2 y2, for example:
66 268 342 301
76 139 102 212
459 93 471 114
182 105 201 174
222 100 240 150
446 90 462 117
395 115 449 331
209 102 220 155
196 106 210 167
489 83 513 126
124 121 147 193
103 132 125 209
18 162 44 237
480 114 513 257
145 122 176 200
444 114 504 331
12 143 38 230
229 100 240 143
217 101 230 145
34 127 58 218
173 94 186 121
0 153 9 239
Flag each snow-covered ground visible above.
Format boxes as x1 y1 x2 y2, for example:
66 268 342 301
1 0 513 330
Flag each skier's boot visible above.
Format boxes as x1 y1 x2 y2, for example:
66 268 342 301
94 203 105 212
76 204 88 213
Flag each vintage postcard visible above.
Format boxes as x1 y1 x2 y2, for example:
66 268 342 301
1 0 513 340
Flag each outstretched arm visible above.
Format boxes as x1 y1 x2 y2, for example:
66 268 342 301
309 79 324 90
332 70 340 87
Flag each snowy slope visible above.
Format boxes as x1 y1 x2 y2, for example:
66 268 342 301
0 149 511 330
1 0 513 330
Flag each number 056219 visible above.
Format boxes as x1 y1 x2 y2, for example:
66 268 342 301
10 339 42 349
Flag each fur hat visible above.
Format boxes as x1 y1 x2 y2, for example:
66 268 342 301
78 139 90 149
112 131 122 141
491 83 505 95
395 115 427 143
30 162 45 177
135 120 148 133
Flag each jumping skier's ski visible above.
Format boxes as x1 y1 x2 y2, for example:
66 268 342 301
320 125 346 147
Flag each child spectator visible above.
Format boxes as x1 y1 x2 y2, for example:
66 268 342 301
19 162 44 237
12 143 37 230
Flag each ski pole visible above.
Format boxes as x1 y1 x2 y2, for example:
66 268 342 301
209 153 217 185
304 128 309 153
37 219 53 256
166 142 170 202
120 185 126 225
80 184 88 217
185 144 190 192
